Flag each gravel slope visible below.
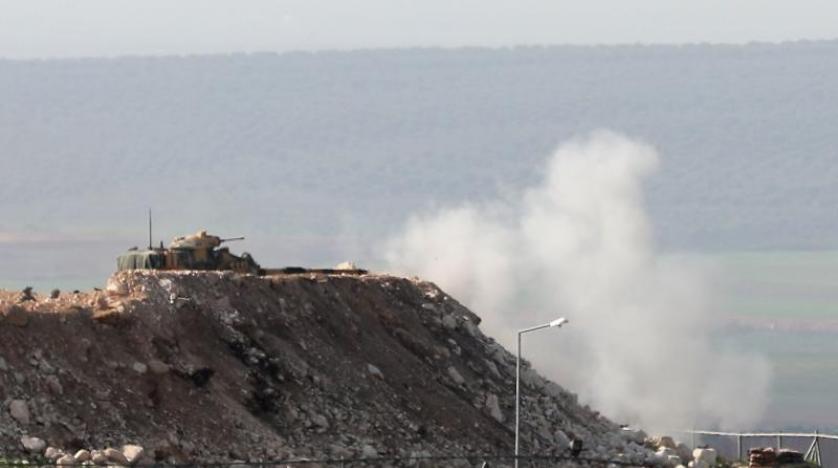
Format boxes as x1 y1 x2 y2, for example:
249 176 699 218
0 271 652 466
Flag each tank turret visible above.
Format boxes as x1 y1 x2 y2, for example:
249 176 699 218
169 230 245 250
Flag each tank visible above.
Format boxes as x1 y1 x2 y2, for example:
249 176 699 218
116 230 261 274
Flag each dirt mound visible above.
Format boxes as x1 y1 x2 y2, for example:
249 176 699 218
0 271 650 465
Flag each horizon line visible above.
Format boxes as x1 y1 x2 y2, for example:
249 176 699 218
2 38 838 63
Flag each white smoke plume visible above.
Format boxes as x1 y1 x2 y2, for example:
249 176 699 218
381 131 771 432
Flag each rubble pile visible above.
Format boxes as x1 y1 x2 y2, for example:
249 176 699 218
748 447 806 467
775 449 806 465
28 441 146 466
644 437 720 468
0 271 656 465
749 448 776 467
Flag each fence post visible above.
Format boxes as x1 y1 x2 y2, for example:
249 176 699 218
777 434 782 450
737 434 743 461
814 430 821 467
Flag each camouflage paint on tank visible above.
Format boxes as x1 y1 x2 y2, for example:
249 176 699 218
116 230 260 274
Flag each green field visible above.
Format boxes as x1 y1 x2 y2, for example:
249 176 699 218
707 250 838 429
710 251 838 319
722 329 838 430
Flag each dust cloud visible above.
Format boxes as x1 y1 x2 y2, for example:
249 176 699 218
381 131 771 432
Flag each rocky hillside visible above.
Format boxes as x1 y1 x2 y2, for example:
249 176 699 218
0 271 653 465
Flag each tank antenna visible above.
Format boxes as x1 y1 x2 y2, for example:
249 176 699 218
148 209 153 250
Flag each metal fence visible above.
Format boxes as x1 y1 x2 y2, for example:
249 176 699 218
673 429 837 467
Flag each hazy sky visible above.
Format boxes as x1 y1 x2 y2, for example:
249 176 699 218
1 0 836 58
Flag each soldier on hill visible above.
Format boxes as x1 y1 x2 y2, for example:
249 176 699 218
18 286 35 303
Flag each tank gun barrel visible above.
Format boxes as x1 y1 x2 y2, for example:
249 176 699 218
220 236 245 243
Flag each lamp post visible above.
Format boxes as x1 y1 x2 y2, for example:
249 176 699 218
515 317 568 468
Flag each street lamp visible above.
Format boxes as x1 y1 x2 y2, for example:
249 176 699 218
515 317 569 468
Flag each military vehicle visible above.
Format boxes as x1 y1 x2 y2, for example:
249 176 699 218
117 230 262 274
117 215 367 275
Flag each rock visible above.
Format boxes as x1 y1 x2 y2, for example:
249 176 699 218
39 359 56 374
519 367 543 389
463 320 481 338
93 294 109 310
91 450 108 465
45 447 64 460
132 362 148 374
329 444 353 459
311 413 329 429
0 357 7 371
488 342 510 366
656 447 677 462
106 277 129 296
653 435 677 449
56 454 76 466
148 359 170 375
8 399 30 425
361 444 378 459
104 447 129 465
483 359 501 379
485 393 504 423
122 444 145 465
367 363 384 379
554 430 571 450
434 345 451 359
675 443 691 463
20 436 46 453
692 448 717 465
50 289 61 299
3 305 30 327
441 314 458 330
74 449 92 462
776 449 805 464
334 261 358 270
447 366 465 385
46 375 64 395
409 450 433 468
621 427 647 444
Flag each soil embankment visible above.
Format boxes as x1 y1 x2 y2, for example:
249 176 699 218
0 271 648 465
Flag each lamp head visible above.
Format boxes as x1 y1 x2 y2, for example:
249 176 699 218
549 317 568 328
